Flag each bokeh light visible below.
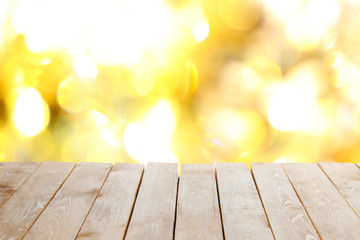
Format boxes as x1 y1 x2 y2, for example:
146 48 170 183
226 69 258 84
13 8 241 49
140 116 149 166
0 0 359 164
12 88 50 137
123 100 176 164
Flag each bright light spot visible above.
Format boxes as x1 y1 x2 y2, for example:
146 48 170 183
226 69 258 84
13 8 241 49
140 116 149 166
268 84 312 131
330 52 360 88
124 100 176 163
134 59 157 96
101 125 121 146
142 0 176 55
332 51 342 68
0 32 3 46
10 0 176 64
124 122 148 161
193 23 209 42
343 78 360 104
141 147 178 164
264 0 300 22
285 18 322 51
180 3 209 43
0 0 13 28
274 157 296 163
12 0 60 53
287 0 339 50
268 63 323 132
236 151 263 165
25 32 56 54
10 0 34 34
265 0 339 50
207 109 266 150
302 103 327 135
142 100 176 143
88 111 108 128
268 75 318 132
348 0 360 4
13 88 50 137
73 55 98 81
209 109 247 143
89 22 147 65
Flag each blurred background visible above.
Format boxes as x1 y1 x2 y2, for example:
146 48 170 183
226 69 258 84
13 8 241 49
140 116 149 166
0 0 359 165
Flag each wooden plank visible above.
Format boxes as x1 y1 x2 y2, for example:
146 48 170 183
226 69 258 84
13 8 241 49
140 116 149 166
0 162 39 208
175 164 223 240
0 161 75 240
23 162 112 240
283 163 360 239
125 162 178 240
216 163 273 240
252 163 319 240
76 163 144 240
319 162 360 217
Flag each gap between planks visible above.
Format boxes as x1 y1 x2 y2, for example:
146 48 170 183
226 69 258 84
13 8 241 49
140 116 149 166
23 162 112 240
250 168 277 240
74 164 114 239
20 162 76 239
175 164 223 240
76 163 144 240
214 167 226 240
217 163 273 240
282 163 360 239
125 163 178 240
280 164 322 239
317 162 360 219
252 163 319 240
0 161 76 240
0 162 40 209
172 177 180 240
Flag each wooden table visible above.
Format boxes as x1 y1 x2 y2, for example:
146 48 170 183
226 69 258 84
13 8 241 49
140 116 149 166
1 162 360 239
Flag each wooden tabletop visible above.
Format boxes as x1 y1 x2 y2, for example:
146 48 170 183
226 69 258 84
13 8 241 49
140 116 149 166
0 162 360 239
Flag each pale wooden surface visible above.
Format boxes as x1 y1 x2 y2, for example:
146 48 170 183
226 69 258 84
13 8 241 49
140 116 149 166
77 163 143 240
3 162 360 240
283 163 360 239
0 162 39 208
125 163 178 240
0 161 75 240
319 162 360 217
175 164 223 240
216 163 273 240
252 163 319 240
23 162 111 240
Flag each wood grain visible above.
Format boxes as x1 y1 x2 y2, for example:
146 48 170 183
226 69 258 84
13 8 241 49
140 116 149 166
319 162 360 217
0 162 39 208
76 163 144 240
175 164 223 240
216 163 273 240
252 163 319 240
125 163 178 240
283 163 360 239
23 162 112 240
0 161 75 240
